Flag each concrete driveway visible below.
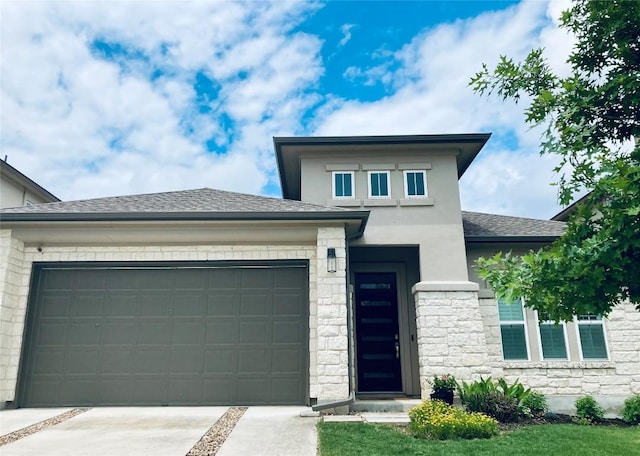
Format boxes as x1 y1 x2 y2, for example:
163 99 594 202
0 406 318 456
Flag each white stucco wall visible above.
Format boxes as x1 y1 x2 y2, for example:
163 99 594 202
0 226 350 406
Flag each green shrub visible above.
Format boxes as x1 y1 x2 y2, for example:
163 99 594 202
458 377 532 422
409 399 498 440
486 392 520 423
521 392 548 418
621 394 640 425
457 376 497 413
575 395 605 423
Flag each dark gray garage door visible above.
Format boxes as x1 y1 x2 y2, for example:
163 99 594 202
19 263 308 407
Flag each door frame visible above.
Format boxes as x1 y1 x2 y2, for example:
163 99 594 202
350 263 414 396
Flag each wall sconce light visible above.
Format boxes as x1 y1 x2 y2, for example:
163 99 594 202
327 248 337 273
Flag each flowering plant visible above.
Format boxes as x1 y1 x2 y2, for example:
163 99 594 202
429 374 457 393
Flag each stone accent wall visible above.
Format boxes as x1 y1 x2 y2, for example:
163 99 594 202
0 228 351 405
313 227 349 401
412 281 491 399
0 230 26 403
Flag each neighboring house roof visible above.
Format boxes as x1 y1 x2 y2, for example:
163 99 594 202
275 134 491 201
462 211 566 242
551 191 592 222
0 187 369 226
0 160 60 204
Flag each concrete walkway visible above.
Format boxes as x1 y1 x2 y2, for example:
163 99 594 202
0 407 317 456
217 407 317 456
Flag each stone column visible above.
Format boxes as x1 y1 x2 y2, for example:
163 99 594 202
0 230 26 406
412 281 491 399
312 227 349 401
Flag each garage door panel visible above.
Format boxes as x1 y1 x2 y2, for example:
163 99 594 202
32 350 64 375
207 294 238 316
204 350 236 373
36 322 68 345
102 320 137 344
274 293 303 316
240 294 271 316
21 264 307 406
172 318 205 344
273 320 303 343
138 295 172 317
100 349 134 373
104 295 137 317
137 320 172 345
272 349 303 373
67 321 101 345
100 378 134 404
173 295 206 316
170 349 203 374
238 350 269 374
65 350 99 374
40 295 71 317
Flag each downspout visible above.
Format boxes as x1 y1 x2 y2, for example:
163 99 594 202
311 223 364 412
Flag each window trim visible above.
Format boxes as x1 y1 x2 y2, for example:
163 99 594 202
403 170 428 198
575 315 609 361
367 170 391 198
535 311 569 360
497 297 530 361
332 171 355 199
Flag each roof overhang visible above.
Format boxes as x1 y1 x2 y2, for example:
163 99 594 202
464 235 560 244
2 211 369 245
274 133 491 200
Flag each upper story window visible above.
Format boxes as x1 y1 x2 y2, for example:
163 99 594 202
404 170 427 198
368 171 390 198
577 314 608 359
332 171 354 199
497 297 529 360
537 312 568 360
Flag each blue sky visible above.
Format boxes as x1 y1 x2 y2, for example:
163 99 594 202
1 0 574 218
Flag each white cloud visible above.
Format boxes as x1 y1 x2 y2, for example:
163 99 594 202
1 0 576 219
312 0 574 218
339 24 354 47
1 1 321 200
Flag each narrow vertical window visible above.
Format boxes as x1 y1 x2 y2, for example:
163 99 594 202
404 170 427 197
368 171 390 198
498 297 529 360
332 172 354 198
537 312 568 359
577 315 608 359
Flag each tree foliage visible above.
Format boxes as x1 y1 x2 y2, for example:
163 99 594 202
471 0 640 321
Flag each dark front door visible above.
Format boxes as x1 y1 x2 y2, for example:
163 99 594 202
354 272 402 392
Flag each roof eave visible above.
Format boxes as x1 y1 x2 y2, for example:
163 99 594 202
464 235 561 243
0 161 61 202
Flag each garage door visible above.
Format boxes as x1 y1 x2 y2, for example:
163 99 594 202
19 262 308 407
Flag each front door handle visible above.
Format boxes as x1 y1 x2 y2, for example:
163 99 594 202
395 341 400 359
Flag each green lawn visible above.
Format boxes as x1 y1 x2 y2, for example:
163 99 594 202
317 421 640 456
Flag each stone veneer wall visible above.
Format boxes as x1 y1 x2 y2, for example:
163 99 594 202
412 281 491 399
0 226 350 406
313 227 350 401
479 296 639 414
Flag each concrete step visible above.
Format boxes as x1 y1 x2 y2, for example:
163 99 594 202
349 399 422 413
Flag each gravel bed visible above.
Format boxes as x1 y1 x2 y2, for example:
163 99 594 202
0 408 90 446
186 406 248 456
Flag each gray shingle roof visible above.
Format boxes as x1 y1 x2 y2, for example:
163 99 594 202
0 187 350 214
462 211 565 239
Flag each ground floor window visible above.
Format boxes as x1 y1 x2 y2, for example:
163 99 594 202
498 297 529 360
577 314 608 359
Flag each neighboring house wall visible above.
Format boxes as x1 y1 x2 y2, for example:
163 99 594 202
0 225 351 406
0 161 59 208
299 151 469 282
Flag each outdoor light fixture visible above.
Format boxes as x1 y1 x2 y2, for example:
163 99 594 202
327 248 337 273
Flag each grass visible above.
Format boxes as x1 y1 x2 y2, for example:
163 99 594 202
317 421 640 456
